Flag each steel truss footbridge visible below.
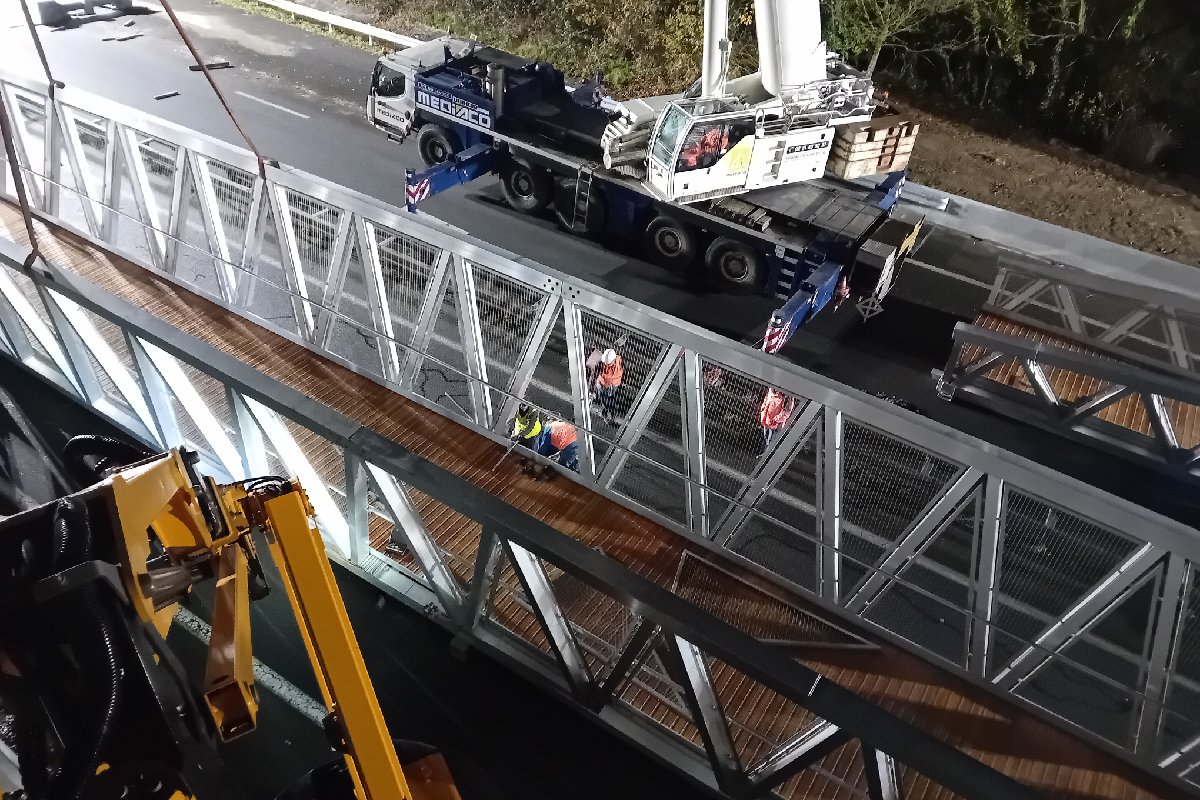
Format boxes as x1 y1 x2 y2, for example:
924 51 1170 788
1 55 1198 800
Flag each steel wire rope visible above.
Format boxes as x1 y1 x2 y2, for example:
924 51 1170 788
8 1 64 268
0 92 40 268
156 0 271 178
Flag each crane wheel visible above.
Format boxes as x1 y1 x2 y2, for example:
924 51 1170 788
416 125 460 167
643 215 697 272
705 237 764 294
552 178 606 237
500 160 553 214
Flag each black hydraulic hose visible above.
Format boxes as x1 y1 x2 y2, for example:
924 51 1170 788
0 674 49 799
61 435 151 487
39 498 123 800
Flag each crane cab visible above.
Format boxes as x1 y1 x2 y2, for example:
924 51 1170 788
646 99 837 204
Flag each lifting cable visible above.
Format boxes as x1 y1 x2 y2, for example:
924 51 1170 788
18 0 59 99
158 0 270 178
0 96 40 269
7 0 61 268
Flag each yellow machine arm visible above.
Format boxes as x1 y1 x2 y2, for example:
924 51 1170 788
0 446 460 800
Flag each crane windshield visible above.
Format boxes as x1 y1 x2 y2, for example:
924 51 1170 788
650 104 690 166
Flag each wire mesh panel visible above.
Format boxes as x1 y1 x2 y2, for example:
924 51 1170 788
174 162 227 297
699 361 781 501
325 237 387 380
1015 571 1159 748
6 87 47 198
1162 567 1200 760
610 364 688 525
578 309 670 461
728 511 821 595
728 422 822 594
371 221 441 344
237 200 302 338
838 419 964 600
864 495 980 667
279 187 342 303
411 274 472 418
131 130 177 218
41 112 91 234
61 104 108 204
469 264 550 411
521 308 573 422
207 162 256 267
987 489 1141 676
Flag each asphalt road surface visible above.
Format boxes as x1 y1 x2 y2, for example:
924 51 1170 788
0 358 700 800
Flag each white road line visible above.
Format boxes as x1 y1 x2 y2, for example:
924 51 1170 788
234 91 310 119
174 607 326 725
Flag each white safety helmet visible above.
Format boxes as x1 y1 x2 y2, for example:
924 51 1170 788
601 348 617 364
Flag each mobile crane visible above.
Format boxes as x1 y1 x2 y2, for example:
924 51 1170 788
365 0 923 353
0 436 461 800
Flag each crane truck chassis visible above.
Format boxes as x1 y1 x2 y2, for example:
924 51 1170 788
366 35 923 349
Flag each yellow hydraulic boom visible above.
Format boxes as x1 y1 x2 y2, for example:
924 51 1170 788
0 443 460 800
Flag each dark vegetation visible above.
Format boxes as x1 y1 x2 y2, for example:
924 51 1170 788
375 0 1200 181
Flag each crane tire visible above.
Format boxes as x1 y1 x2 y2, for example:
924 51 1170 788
643 215 697 272
416 125 460 166
705 237 765 294
553 178 606 237
500 160 553 214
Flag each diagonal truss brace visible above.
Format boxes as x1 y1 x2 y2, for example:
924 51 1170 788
862 743 902 800
658 635 743 793
849 467 984 614
710 399 821 547
597 344 681 486
745 719 850 796
503 540 592 699
992 542 1164 690
241 396 350 556
364 462 465 613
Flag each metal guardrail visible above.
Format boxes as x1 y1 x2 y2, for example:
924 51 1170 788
2 69 1199 791
234 0 420 48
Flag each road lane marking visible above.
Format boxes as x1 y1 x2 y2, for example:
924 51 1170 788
175 607 326 725
234 91 310 119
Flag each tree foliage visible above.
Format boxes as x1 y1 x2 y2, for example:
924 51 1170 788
389 0 1200 176
827 0 976 75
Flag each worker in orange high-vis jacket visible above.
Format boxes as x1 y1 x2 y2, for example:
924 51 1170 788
759 388 796 456
593 348 623 426
533 419 579 474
